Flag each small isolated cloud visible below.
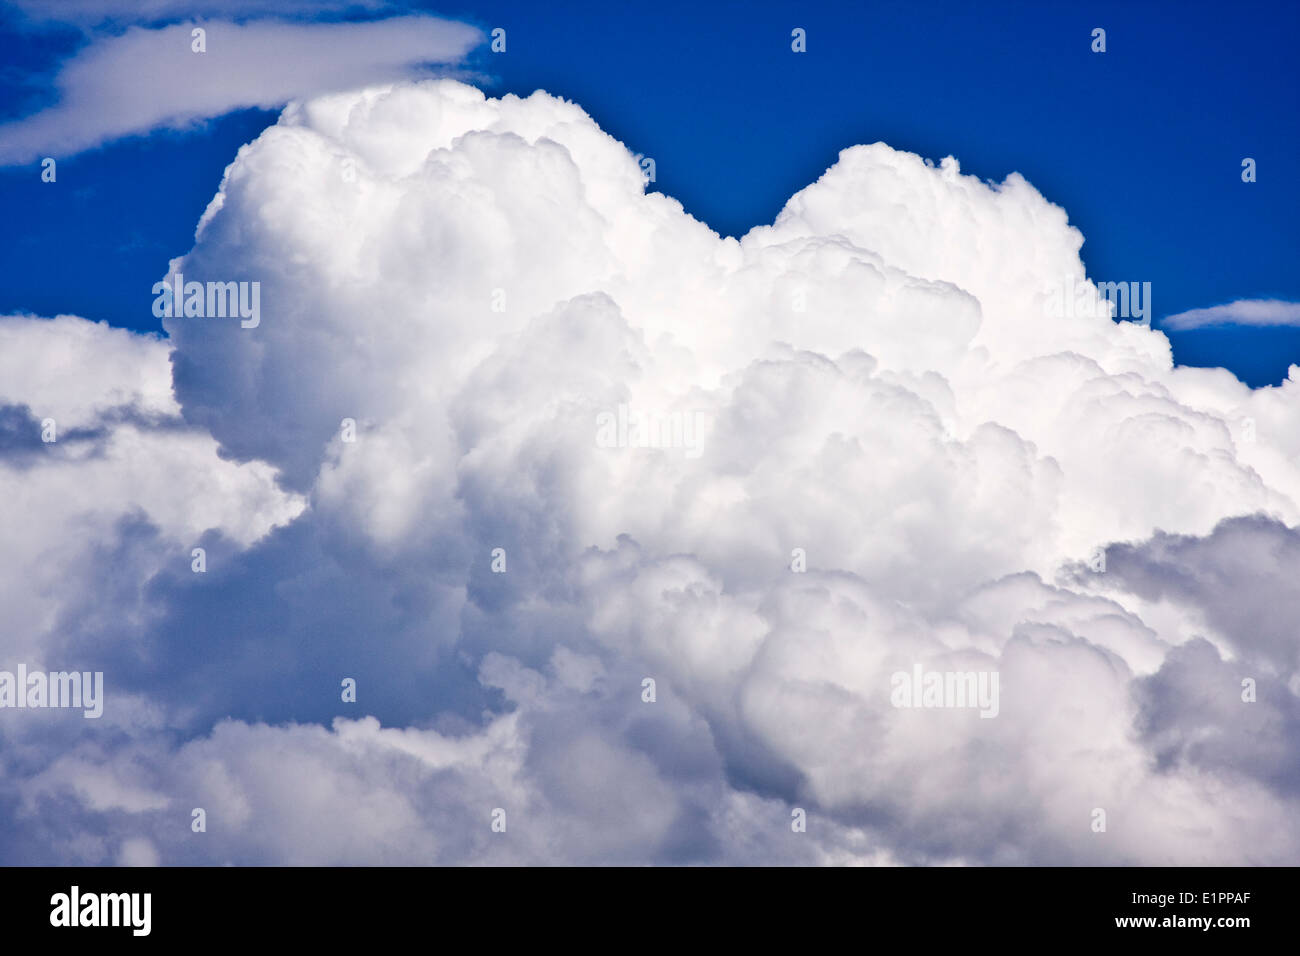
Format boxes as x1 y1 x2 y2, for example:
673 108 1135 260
0 15 482 165
1161 298 1300 331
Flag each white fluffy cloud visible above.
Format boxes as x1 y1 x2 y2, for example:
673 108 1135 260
0 314 303 668
4 79 1300 865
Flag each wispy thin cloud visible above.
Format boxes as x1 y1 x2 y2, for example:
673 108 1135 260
1161 298 1300 331
8 0 390 28
0 15 481 165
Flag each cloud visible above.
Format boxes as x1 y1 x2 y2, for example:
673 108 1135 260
8 1 389 28
0 16 482 165
1161 298 1300 331
0 313 303 669
3 80 1300 865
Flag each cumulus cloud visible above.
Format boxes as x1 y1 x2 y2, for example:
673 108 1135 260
1161 298 1300 330
0 16 482 165
3 79 1300 865
0 314 303 666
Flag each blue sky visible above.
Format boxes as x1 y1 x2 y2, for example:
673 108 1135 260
1 0 1297 384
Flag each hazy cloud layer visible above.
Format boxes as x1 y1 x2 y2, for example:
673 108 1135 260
2 80 1299 865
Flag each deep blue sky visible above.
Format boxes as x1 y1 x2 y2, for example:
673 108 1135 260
1 0 1297 384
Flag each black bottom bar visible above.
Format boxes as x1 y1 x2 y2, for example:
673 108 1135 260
2 866 1289 944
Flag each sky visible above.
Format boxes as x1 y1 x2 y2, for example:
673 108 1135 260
1 0 1299 868
1 0 1298 384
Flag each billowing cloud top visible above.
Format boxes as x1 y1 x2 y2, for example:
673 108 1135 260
3 79 1300 865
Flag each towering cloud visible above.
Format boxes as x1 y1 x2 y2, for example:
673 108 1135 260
2 79 1298 865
